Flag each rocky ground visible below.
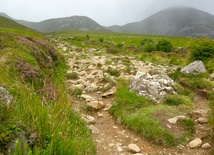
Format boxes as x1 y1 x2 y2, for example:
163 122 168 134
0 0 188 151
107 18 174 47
55 40 212 155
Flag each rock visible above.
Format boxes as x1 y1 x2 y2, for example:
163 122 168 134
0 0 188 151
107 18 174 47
80 94 93 101
180 61 207 74
188 138 202 149
201 143 211 149
117 146 123 152
85 83 98 93
168 115 189 124
88 125 99 134
102 89 116 97
128 143 141 153
0 86 13 105
134 154 144 155
81 114 95 124
130 71 176 102
87 101 104 110
196 117 208 124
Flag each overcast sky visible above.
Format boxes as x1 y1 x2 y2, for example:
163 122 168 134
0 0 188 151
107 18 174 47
0 0 214 26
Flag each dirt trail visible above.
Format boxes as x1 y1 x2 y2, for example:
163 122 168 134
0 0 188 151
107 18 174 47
56 41 212 155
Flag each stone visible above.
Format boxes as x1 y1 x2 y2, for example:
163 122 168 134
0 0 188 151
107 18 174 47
168 115 189 124
80 94 93 101
196 117 208 124
134 154 144 155
180 61 207 74
88 125 99 134
117 146 123 152
81 114 95 124
188 138 202 149
201 143 211 149
128 143 141 153
87 101 104 110
102 89 116 97
130 71 176 102
0 86 13 106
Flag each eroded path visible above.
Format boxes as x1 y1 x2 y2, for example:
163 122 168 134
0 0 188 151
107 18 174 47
55 40 212 155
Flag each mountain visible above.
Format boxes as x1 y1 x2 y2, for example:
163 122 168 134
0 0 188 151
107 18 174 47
0 13 109 33
107 7 214 38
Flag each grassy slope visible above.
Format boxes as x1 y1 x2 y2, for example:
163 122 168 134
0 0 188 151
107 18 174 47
0 21 95 154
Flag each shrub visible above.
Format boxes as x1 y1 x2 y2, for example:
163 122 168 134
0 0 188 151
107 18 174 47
99 38 104 43
156 39 173 52
140 38 156 52
190 37 214 61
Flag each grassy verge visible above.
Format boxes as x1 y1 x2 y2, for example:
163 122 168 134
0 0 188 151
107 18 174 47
0 28 96 154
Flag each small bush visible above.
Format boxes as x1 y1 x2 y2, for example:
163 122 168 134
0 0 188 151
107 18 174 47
140 38 156 52
99 38 104 43
190 37 214 61
66 72 79 80
156 39 173 52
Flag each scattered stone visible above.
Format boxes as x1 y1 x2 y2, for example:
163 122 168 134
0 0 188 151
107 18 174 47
117 146 123 152
97 113 104 117
134 153 144 155
108 143 115 147
201 143 211 149
88 125 99 134
188 138 202 149
180 61 207 74
128 143 141 153
168 115 188 124
102 89 116 97
81 114 95 124
196 117 208 124
80 94 94 101
0 86 13 106
87 101 104 110
130 71 176 102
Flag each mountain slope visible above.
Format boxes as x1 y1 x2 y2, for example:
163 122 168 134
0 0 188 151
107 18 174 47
0 15 33 31
108 7 214 38
18 16 109 33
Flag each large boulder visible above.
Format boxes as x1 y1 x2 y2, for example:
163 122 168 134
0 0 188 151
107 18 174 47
130 71 176 102
180 61 207 74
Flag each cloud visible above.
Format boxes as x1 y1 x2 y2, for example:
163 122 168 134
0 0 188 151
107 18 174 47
0 0 214 26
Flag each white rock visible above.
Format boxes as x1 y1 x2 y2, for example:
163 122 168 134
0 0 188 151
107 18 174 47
87 101 104 110
201 143 211 149
88 125 99 134
188 138 202 149
181 61 207 74
117 146 123 152
168 115 188 124
80 94 93 101
81 114 95 124
196 117 208 124
128 143 141 153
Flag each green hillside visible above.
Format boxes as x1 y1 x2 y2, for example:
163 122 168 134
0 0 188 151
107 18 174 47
0 16 32 31
0 19 95 154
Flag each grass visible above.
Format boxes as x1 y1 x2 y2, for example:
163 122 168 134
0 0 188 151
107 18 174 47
0 26 95 154
109 80 195 145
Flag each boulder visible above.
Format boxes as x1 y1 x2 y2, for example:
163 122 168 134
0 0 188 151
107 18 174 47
130 71 176 102
180 61 207 74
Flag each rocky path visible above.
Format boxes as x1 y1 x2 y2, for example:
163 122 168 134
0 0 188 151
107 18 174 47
56 41 212 155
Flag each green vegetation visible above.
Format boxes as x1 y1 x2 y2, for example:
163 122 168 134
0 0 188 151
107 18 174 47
109 80 194 145
0 26 95 154
66 72 79 80
156 39 173 52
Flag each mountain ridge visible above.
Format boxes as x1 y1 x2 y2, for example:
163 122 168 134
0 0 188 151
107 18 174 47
1 7 214 38
107 7 214 38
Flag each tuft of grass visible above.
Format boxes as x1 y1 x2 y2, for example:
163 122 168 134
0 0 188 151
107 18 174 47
66 72 79 80
164 95 193 107
105 67 120 77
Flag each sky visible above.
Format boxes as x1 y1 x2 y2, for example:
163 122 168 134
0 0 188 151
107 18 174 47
0 0 214 26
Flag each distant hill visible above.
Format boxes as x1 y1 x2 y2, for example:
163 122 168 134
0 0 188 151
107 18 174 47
107 7 214 38
0 15 32 31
